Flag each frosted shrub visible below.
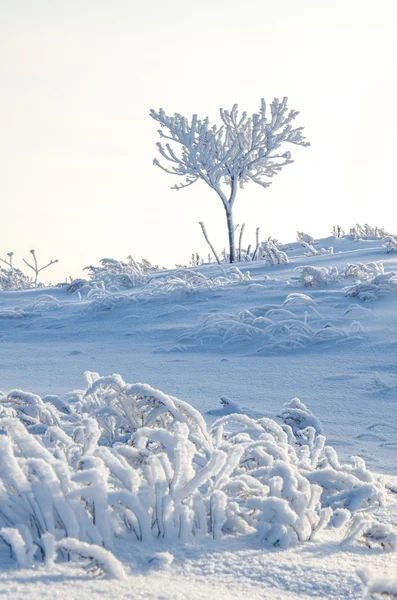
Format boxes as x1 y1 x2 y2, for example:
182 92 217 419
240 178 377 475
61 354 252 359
0 374 391 575
69 256 161 294
349 224 391 240
0 266 34 291
346 271 397 301
342 262 384 280
299 242 333 257
178 292 364 353
383 235 397 253
331 225 345 238
297 232 315 244
259 240 288 265
292 262 386 289
294 265 340 287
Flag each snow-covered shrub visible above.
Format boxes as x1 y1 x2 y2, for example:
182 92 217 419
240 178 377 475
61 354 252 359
294 265 340 287
69 256 161 294
342 262 384 280
349 224 391 240
345 271 397 301
0 374 390 575
300 241 319 256
259 240 289 265
278 398 324 436
383 235 397 253
331 225 345 238
219 237 287 264
297 231 315 244
299 242 333 257
292 262 387 289
0 250 58 289
178 292 364 353
0 266 34 291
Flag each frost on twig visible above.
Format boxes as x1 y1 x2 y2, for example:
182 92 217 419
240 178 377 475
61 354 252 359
22 249 58 287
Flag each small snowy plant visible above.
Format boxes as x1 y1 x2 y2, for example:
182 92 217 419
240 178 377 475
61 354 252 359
349 224 391 240
0 265 33 291
151 98 309 263
294 265 339 287
331 225 345 238
345 270 397 301
297 232 315 245
383 235 397 253
258 240 289 265
0 250 56 290
70 256 160 293
0 373 391 575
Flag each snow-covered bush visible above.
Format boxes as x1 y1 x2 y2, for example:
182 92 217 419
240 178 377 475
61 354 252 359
0 266 34 291
217 236 287 265
299 241 333 257
383 236 397 253
292 262 386 289
345 271 397 301
341 262 384 280
178 292 364 353
297 231 315 245
299 241 318 256
349 224 391 240
294 265 340 287
69 256 161 294
331 225 345 238
0 250 58 290
258 240 288 265
0 373 389 575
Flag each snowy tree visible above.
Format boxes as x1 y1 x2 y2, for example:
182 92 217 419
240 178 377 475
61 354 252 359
151 97 310 262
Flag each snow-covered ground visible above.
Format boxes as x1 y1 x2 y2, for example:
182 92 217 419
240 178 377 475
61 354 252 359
0 236 396 598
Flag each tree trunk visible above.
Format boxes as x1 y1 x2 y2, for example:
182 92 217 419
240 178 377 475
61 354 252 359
225 208 236 263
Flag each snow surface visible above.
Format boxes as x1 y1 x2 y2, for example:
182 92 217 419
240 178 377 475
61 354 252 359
0 236 396 598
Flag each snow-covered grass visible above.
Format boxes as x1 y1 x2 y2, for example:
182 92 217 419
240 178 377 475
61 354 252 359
177 292 364 353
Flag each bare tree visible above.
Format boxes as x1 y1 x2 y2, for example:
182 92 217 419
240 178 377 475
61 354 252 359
22 249 58 286
151 97 309 262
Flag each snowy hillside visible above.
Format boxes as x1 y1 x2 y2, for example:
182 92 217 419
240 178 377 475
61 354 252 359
0 236 396 599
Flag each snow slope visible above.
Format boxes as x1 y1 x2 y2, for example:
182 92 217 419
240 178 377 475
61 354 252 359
0 236 396 598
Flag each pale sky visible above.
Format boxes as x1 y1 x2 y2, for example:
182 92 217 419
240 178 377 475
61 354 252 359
1 0 396 282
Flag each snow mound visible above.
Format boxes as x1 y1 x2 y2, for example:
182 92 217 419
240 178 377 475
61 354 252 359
0 372 392 576
358 568 397 599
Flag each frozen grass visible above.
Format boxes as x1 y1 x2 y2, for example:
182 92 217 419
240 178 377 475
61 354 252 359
178 292 365 353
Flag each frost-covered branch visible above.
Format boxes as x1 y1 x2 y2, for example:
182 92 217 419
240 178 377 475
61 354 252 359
22 250 58 286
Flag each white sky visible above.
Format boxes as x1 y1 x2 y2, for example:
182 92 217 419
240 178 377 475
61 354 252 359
1 0 397 282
